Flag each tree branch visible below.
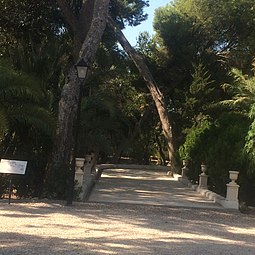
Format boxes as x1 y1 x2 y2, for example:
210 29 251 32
56 0 79 33
78 0 95 40
78 0 110 64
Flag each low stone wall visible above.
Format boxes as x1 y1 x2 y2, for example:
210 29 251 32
188 183 225 205
177 167 240 210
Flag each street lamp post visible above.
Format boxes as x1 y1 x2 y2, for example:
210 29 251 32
66 58 89 206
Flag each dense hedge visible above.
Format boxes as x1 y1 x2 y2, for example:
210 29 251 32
179 113 255 205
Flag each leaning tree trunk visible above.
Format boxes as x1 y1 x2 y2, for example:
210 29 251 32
49 0 110 199
107 17 175 171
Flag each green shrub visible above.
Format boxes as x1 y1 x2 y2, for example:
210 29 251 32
179 112 255 204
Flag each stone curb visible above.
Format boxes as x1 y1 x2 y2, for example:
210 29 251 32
176 174 239 210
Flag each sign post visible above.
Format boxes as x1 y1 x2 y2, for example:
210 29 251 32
8 176 12 205
0 159 27 204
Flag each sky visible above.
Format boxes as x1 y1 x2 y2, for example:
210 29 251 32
123 0 172 46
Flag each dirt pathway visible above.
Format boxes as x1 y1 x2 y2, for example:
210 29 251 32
0 201 254 255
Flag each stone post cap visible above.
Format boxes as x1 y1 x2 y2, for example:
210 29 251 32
229 171 239 174
226 182 240 187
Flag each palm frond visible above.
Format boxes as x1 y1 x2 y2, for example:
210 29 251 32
8 105 56 138
0 59 43 102
220 69 255 112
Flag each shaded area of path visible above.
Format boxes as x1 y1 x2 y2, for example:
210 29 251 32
89 168 221 208
0 201 254 255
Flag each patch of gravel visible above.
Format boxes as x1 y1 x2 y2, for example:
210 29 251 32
0 200 254 255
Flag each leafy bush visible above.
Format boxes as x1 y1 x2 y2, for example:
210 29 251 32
179 116 212 181
179 112 255 204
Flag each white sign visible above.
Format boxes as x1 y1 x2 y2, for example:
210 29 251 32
0 159 27 175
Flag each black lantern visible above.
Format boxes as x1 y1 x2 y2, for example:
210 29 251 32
76 58 88 80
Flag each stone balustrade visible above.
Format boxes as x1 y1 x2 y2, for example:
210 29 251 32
74 154 97 200
179 162 240 210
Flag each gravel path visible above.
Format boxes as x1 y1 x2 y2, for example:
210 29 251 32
0 200 254 255
89 168 221 208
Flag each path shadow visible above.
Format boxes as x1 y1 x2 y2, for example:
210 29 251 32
0 202 254 255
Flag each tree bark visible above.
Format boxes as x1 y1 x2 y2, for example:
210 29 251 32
49 0 110 199
155 134 166 165
107 16 175 171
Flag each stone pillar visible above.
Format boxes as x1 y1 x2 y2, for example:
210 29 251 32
84 154 93 175
90 152 97 173
224 171 240 209
181 160 189 184
198 164 208 189
81 154 94 200
74 158 85 188
181 160 187 176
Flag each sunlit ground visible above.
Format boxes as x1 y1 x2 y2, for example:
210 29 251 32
0 201 254 255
